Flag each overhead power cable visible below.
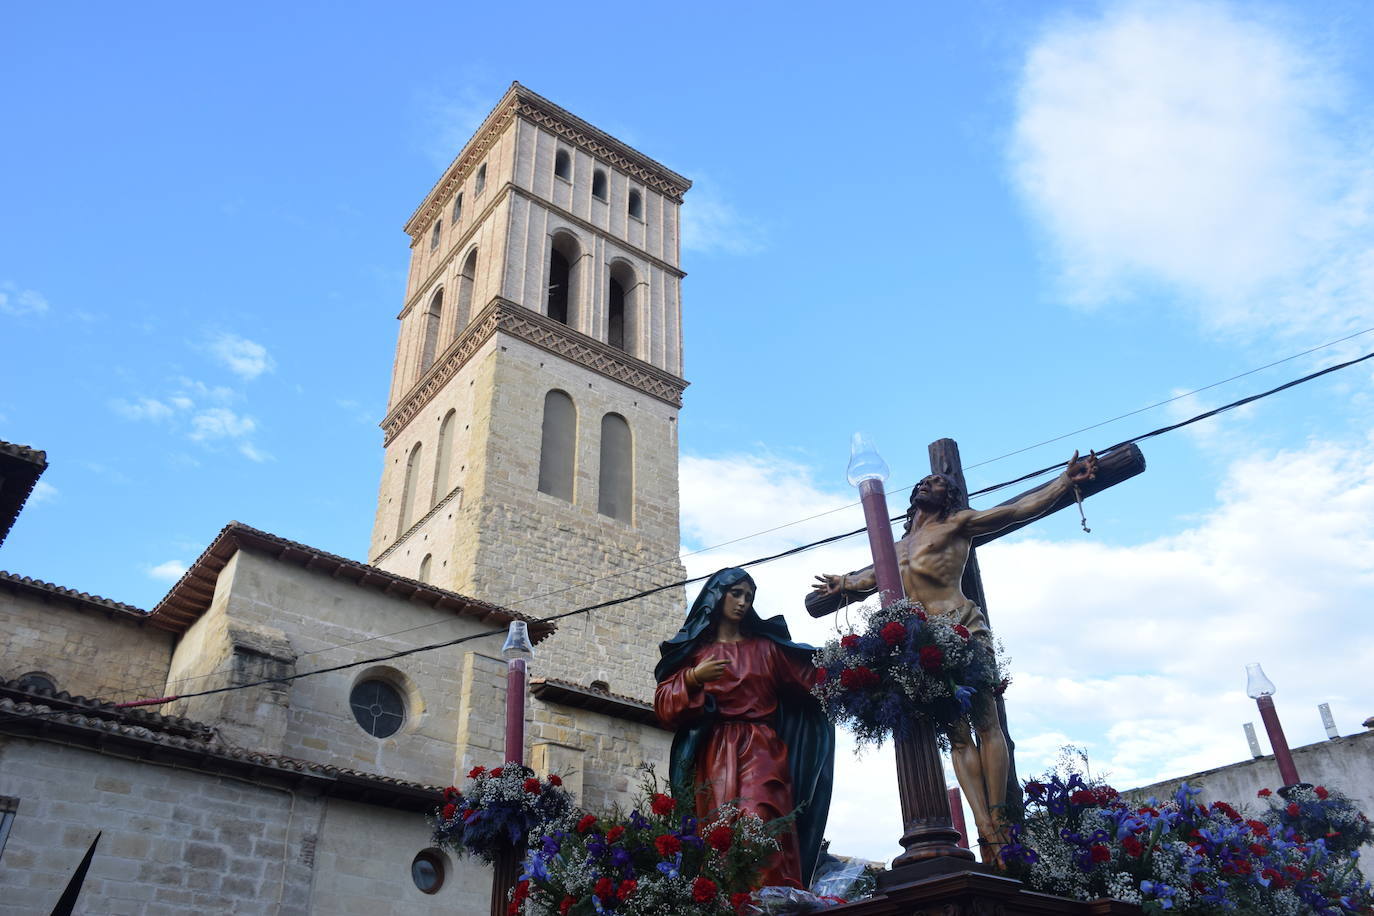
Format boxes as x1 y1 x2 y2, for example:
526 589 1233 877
11 341 1370 719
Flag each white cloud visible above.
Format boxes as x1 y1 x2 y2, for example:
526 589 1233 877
1011 1 1374 341
29 481 58 504
189 407 256 441
110 397 174 422
208 332 274 380
175 377 237 403
0 283 50 316
681 180 767 256
237 442 272 463
147 560 187 582
419 85 497 167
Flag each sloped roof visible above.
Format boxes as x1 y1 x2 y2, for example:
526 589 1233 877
0 570 152 622
147 521 555 642
0 697 441 810
0 440 47 547
530 677 664 730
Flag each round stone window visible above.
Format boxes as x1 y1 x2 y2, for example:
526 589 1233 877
17 672 56 693
411 849 445 894
350 679 405 738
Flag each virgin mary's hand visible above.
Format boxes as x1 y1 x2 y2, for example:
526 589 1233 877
692 658 729 684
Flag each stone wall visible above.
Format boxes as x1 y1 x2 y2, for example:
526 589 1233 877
1130 729 1374 861
0 738 473 915
0 586 173 703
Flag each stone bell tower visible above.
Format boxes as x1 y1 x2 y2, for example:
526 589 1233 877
368 83 691 715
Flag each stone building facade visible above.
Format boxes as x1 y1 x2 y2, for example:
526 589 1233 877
0 85 692 914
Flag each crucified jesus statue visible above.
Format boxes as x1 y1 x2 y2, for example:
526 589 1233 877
812 450 1098 856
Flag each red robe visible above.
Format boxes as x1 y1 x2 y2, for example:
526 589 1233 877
654 636 817 888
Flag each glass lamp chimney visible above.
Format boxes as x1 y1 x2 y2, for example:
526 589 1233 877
502 621 534 661
1246 662 1275 699
847 432 890 486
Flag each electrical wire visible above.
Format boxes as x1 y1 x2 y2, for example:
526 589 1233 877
8 341 1371 720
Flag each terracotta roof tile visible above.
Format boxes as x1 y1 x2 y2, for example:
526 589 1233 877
0 570 150 620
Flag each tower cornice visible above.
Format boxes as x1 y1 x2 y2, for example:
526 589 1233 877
381 297 688 444
403 82 693 239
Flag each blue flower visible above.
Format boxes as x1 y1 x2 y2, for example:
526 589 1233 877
629 810 650 830
610 847 631 868
656 853 682 879
953 685 975 711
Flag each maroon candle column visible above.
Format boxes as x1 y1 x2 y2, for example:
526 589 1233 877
505 657 527 765
857 478 903 606
1256 695 1302 787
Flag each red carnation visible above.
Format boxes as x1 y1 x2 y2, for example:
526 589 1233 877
1089 844 1111 864
1287 803 1301 817
513 880 529 904
1248 819 1269 836
442 786 459 802
1122 836 1143 857
654 833 682 857
559 897 575 916
815 668 828 685
617 879 637 901
953 624 970 640
1315 785 1329 800
918 645 944 672
880 621 907 646
731 891 752 913
576 814 598 834
650 793 675 816
707 825 733 851
461 808 475 821
548 773 563 787
840 668 857 689
1250 843 1268 857
594 877 614 899
840 634 860 649
468 766 486 779
507 902 519 916
606 825 625 843
1258 788 1273 797
441 803 457 820
490 767 504 778
1071 790 1096 806
915 609 927 621
692 876 718 904
860 666 880 687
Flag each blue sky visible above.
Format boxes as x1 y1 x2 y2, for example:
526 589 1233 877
5 1 1374 861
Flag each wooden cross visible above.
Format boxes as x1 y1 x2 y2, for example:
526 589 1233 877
805 439 1146 877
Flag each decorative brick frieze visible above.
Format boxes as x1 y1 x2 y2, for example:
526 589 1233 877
381 298 687 444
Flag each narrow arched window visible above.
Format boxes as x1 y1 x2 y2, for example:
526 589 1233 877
451 192 463 223
475 163 487 195
607 262 635 355
455 248 477 332
598 413 632 522
432 409 456 504
554 150 571 181
608 277 625 351
420 289 444 373
547 233 580 326
398 441 423 536
537 390 576 501
430 219 442 251
418 554 433 583
628 189 643 220
592 169 607 201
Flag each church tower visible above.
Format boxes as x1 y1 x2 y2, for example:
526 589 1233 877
368 85 690 796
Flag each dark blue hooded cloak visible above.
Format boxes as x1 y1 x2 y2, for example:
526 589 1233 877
655 567 835 887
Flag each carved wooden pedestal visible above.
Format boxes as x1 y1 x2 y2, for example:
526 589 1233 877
829 866 1144 916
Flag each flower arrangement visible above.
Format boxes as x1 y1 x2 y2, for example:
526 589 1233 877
1259 784 1374 858
430 763 574 864
1000 773 1374 914
810 598 1002 747
515 776 780 916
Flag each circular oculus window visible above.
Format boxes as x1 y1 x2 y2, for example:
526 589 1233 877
411 849 445 894
349 679 405 738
